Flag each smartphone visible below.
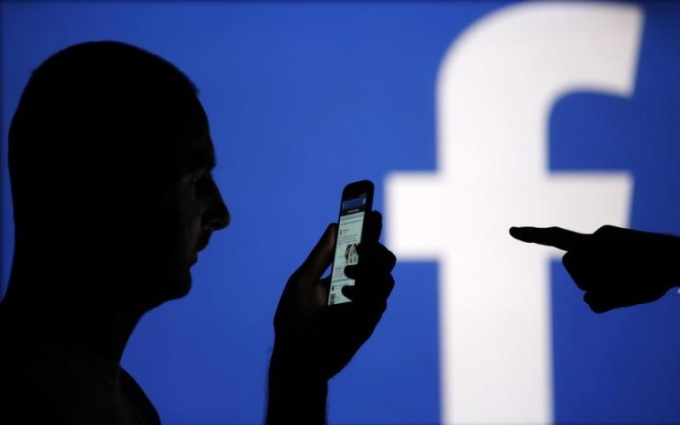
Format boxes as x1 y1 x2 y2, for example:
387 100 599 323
327 180 374 306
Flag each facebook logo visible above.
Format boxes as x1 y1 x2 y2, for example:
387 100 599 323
388 2 678 424
2 2 680 424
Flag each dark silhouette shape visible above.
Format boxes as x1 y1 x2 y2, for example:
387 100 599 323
269 211 396 423
0 41 396 425
510 225 680 313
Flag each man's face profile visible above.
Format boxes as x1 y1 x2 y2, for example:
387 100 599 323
153 120 230 303
117 108 230 308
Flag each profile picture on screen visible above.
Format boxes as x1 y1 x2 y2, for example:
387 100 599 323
345 243 359 266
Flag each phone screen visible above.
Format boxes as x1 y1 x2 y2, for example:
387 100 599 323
327 192 370 305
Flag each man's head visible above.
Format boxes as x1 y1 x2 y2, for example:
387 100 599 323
6 41 230 310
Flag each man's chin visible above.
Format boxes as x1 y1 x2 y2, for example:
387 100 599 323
161 271 193 302
135 270 193 310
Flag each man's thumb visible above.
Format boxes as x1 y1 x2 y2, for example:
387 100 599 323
296 223 336 284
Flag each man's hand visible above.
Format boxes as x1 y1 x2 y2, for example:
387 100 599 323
272 210 396 380
510 225 680 313
266 211 396 424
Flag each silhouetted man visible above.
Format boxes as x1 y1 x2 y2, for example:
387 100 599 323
510 225 680 313
0 41 396 424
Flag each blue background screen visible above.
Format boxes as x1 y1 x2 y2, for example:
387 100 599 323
2 2 680 424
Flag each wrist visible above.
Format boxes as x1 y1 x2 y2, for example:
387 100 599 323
269 342 327 385
267 346 328 425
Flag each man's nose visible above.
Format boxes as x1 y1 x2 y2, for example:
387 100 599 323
206 180 230 231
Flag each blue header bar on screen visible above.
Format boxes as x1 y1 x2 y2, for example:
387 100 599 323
341 194 367 213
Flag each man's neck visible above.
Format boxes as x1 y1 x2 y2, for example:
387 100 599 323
2 273 146 364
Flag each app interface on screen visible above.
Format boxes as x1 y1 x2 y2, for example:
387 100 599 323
328 193 368 305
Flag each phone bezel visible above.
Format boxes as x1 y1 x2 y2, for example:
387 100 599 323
327 179 374 306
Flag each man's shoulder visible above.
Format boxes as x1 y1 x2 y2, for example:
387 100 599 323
0 324 160 425
120 369 162 425
0 329 70 424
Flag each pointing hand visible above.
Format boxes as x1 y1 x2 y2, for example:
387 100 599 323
510 225 680 313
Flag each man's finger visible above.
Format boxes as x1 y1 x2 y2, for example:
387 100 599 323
296 223 337 284
509 226 588 251
341 285 356 301
562 251 590 291
345 244 397 279
583 290 616 314
363 211 383 244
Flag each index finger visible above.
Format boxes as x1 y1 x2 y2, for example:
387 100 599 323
509 226 588 251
